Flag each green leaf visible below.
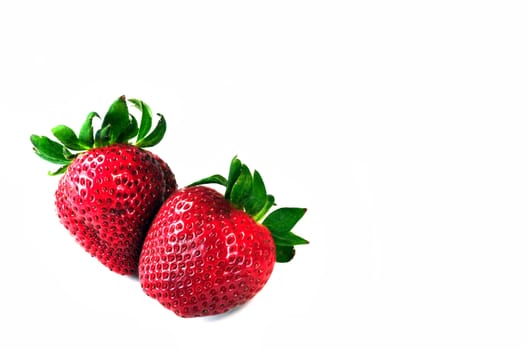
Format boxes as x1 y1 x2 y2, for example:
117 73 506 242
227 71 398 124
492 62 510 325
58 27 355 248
128 98 142 113
245 170 267 216
253 194 276 222
129 98 153 142
30 135 71 165
225 156 242 200
94 124 112 148
275 246 295 263
263 207 306 235
62 146 75 160
48 164 69 176
229 164 252 208
188 174 228 187
272 231 309 246
101 95 129 143
117 114 138 143
52 125 84 151
79 112 99 149
135 113 166 147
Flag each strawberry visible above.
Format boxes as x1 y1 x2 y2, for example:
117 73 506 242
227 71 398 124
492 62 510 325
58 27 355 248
31 96 177 275
139 157 308 317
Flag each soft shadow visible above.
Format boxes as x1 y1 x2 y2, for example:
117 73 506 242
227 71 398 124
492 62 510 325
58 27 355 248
203 302 250 322
126 272 140 282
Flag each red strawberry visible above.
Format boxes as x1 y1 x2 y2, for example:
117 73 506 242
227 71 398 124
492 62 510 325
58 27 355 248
139 157 308 317
31 96 177 275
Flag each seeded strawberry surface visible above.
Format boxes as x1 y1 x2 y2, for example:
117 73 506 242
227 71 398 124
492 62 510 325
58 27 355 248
32 97 308 317
147 150 177 200
139 186 276 317
56 144 171 275
32 96 177 275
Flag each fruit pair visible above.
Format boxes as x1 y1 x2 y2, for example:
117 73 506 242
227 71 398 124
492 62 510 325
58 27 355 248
31 96 308 317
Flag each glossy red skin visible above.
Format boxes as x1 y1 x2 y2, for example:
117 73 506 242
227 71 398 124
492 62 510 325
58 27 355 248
139 186 276 317
146 150 177 200
55 144 176 275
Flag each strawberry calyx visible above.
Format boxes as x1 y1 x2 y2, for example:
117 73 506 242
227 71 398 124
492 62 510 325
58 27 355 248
31 95 166 175
188 156 309 262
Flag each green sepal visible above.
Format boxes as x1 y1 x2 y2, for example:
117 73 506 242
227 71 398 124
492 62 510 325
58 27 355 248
129 98 153 142
30 135 71 165
78 112 99 149
94 124 112 148
101 95 129 143
32 96 168 175
225 156 242 200
135 113 166 147
117 114 139 143
262 207 307 236
188 174 228 187
245 170 267 216
262 207 309 258
48 164 69 176
253 194 275 222
272 231 309 246
62 146 75 160
51 125 84 151
229 164 252 209
276 246 295 263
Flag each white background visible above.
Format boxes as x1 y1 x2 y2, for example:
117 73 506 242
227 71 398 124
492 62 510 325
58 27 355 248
1 1 527 349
